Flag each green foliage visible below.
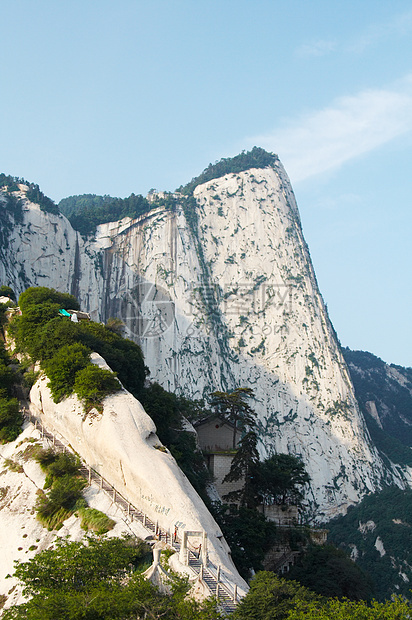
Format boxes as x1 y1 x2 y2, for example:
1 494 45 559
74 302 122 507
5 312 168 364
105 316 124 335
9 535 149 597
0 173 24 192
0 285 16 301
0 340 22 442
18 316 78 361
58 193 115 218
36 450 82 483
286 596 412 619
212 504 277 579
77 507 115 534
25 184 59 214
235 571 412 619
0 175 58 213
34 449 85 530
43 343 91 402
76 320 146 396
11 303 62 358
342 347 412 453
35 447 61 471
4 536 222 620
140 382 211 498
36 475 87 529
12 287 146 402
59 192 153 235
179 147 279 195
363 410 412 467
73 364 121 412
211 387 256 449
140 382 182 444
169 430 212 499
18 287 79 313
0 398 22 443
223 430 260 508
254 454 310 506
327 486 412 600
233 571 319 620
286 545 373 601
0 303 9 332
4 458 24 473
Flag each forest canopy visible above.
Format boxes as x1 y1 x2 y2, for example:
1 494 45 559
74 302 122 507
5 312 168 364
179 147 280 195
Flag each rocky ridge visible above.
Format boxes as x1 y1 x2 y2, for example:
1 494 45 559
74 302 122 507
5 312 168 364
0 160 408 519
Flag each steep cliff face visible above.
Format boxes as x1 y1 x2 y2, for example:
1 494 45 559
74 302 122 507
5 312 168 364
0 165 404 518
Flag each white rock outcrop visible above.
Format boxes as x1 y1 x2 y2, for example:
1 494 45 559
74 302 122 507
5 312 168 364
29 355 248 594
0 421 151 610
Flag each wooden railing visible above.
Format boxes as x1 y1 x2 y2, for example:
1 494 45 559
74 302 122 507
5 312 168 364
23 410 240 612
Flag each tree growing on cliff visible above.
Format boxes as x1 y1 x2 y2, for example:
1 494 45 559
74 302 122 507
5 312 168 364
3 536 222 620
210 387 256 449
224 429 260 508
254 454 310 506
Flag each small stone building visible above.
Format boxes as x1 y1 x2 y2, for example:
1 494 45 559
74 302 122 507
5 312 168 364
194 416 243 500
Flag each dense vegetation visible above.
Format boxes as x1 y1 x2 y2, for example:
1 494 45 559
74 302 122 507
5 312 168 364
9 287 141 413
327 485 412 601
0 299 22 442
5 538 412 619
234 571 412 620
343 348 412 464
3 535 221 620
139 382 212 499
59 192 153 235
8 287 209 496
0 173 58 214
286 545 373 601
178 147 279 195
33 447 114 532
58 191 180 236
34 448 87 530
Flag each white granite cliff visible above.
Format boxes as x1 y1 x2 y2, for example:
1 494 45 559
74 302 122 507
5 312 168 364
0 164 406 519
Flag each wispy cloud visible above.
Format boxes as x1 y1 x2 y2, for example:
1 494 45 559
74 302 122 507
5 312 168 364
252 76 412 183
295 9 412 58
348 9 412 53
295 39 336 58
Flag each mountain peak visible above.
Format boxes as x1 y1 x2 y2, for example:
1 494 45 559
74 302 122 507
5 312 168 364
178 146 279 195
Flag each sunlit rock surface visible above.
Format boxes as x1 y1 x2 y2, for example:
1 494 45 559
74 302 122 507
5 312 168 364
29 354 247 593
0 164 406 518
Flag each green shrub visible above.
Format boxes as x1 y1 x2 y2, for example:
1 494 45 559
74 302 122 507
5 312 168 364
74 364 121 412
18 287 79 313
179 147 279 195
36 475 86 530
0 285 16 301
77 321 146 396
0 398 22 443
35 447 59 470
22 369 40 389
11 302 62 358
78 507 115 534
44 343 91 402
4 458 24 473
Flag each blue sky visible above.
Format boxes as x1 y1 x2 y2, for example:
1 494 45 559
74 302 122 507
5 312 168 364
1 0 411 366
